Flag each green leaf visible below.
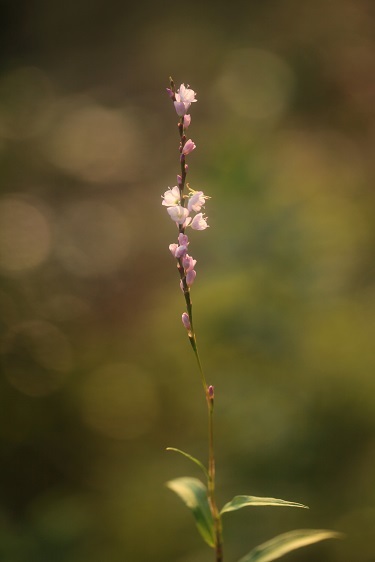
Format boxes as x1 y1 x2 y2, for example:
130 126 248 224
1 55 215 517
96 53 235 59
166 447 208 478
237 529 342 562
166 476 215 548
220 495 308 515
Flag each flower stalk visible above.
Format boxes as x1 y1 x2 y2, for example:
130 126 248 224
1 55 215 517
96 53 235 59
163 78 222 560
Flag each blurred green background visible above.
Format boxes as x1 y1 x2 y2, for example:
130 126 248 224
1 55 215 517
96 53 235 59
1 1 375 561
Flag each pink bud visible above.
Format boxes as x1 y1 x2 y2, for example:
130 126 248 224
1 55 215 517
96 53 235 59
166 88 175 99
182 254 197 272
175 244 188 258
177 174 182 186
186 269 196 286
169 243 178 257
208 385 214 399
181 312 191 330
183 114 191 128
174 101 187 116
178 233 189 246
182 139 196 156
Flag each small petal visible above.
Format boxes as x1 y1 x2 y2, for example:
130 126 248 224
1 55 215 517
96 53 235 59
182 216 192 228
190 212 209 230
167 205 190 225
169 243 178 257
162 186 181 206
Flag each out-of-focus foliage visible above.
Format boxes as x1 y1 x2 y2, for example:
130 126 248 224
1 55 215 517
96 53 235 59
0 1 375 561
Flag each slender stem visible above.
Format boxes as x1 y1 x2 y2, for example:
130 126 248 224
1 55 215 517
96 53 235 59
170 79 223 560
208 395 223 562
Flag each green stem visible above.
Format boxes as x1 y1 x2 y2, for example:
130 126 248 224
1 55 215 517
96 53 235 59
207 393 223 562
170 82 223 560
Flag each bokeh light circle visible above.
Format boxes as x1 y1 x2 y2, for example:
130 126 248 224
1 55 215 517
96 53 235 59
56 200 129 277
45 99 141 183
216 48 295 122
0 197 52 274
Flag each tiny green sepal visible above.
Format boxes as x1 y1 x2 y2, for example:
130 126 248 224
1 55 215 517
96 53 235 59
166 447 209 479
237 528 343 562
220 495 308 515
166 476 215 548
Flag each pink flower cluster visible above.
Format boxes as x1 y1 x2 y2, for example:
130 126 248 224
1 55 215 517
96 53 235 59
169 233 197 289
164 81 209 331
162 186 209 231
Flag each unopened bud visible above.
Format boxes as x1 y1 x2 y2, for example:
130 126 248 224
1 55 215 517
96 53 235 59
166 87 175 99
208 385 214 399
181 312 191 330
183 114 191 128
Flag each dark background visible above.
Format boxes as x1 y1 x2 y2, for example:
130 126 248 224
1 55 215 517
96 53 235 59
1 1 375 560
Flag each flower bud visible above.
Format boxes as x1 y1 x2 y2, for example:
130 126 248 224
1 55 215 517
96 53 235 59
178 233 189 246
182 139 196 156
166 87 175 99
181 312 191 330
186 269 196 286
183 114 191 128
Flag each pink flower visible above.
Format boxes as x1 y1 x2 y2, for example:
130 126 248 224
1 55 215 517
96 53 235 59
182 254 197 272
162 186 180 207
187 191 207 213
175 244 188 258
167 205 190 225
181 312 191 330
190 212 209 230
178 233 189 246
182 139 196 156
186 269 196 286
169 243 178 257
183 114 191 128
174 84 197 116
